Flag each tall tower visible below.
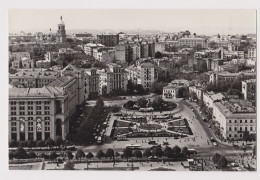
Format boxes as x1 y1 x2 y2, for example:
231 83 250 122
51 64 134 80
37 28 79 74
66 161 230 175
57 16 66 43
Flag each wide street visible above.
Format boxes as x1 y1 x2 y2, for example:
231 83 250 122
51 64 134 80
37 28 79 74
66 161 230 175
80 97 255 168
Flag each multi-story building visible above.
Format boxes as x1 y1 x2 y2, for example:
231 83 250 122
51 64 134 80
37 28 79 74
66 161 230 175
97 34 120 47
9 52 31 61
9 69 59 88
9 75 78 141
162 79 190 99
85 68 100 99
99 64 128 95
189 86 203 100
242 79 256 101
140 42 149 58
36 60 51 69
178 38 206 48
83 43 104 56
203 91 225 109
12 57 34 69
209 71 256 85
248 48 256 60
212 100 256 140
148 42 155 58
155 42 166 53
137 62 155 89
93 48 116 63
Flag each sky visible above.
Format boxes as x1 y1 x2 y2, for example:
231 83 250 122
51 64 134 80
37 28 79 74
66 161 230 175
9 9 256 35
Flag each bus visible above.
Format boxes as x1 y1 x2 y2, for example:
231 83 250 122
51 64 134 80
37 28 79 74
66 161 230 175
97 136 102 144
187 148 198 154
125 144 142 150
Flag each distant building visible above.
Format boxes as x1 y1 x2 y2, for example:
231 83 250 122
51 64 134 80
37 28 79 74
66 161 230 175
178 38 206 48
36 60 51 69
9 52 31 61
56 16 66 43
248 48 256 60
85 68 100 99
162 79 190 99
97 34 120 47
12 57 34 69
83 43 104 56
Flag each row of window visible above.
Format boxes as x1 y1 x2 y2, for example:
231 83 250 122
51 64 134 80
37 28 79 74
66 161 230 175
11 122 51 132
228 119 254 124
228 126 254 132
10 111 50 115
10 116 51 121
10 101 51 105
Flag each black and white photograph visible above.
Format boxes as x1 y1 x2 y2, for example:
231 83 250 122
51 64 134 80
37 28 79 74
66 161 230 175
1 1 259 179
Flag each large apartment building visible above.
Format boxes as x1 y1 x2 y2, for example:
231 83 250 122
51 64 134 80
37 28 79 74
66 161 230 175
9 75 78 141
97 34 120 47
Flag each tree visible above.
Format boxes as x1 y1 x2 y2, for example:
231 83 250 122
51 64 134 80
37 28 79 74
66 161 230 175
106 148 114 159
150 81 165 94
212 153 221 164
96 97 104 107
163 146 173 158
197 61 207 73
49 152 58 162
63 161 75 170
66 150 74 160
127 80 134 94
75 149 85 162
243 131 250 144
36 140 45 149
86 152 94 161
143 148 152 161
209 41 217 49
152 96 165 111
123 148 132 161
182 147 189 157
133 150 143 159
155 51 163 58
136 97 148 108
135 84 145 95
45 138 55 149
55 136 63 147
14 147 28 159
218 156 228 169
9 140 19 148
172 145 182 158
9 151 15 160
19 60 23 68
96 150 105 159
124 100 135 109
28 151 37 159
152 147 163 157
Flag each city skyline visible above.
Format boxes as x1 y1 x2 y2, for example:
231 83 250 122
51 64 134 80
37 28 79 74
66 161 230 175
9 9 256 35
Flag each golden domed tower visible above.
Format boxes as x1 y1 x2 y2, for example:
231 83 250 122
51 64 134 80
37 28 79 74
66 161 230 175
56 16 66 43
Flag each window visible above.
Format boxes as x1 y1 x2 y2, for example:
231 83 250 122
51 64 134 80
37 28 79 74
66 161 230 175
245 120 247 123
229 127 232 131
45 121 50 126
11 117 17 121
36 101 41 105
45 101 50 105
11 112 16 115
45 106 50 110
19 112 25 115
28 111 33 115
28 101 33 105
44 117 50 120
11 107 16 110
240 127 242 131
28 106 33 110
229 120 232 123
36 106 41 110
11 122 16 126
234 120 237 123
28 122 33 126
45 127 50 131
10 101 16 105
240 120 242 123
45 111 50 115
36 111 41 115
19 106 25 110
245 127 248 131
250 120 253 123
11 127 17 131
28 127 33 131
19 101 25 105
234 127 237 131
250 127 253 131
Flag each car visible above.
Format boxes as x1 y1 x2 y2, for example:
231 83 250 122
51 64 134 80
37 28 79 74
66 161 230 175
148 140 157 145
213 142 218 146
148 156 158 160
